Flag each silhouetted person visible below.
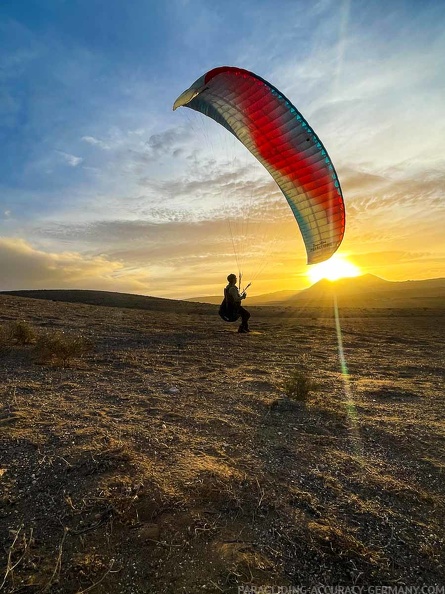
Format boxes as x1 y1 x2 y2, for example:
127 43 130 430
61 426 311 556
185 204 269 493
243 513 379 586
224 273 251 333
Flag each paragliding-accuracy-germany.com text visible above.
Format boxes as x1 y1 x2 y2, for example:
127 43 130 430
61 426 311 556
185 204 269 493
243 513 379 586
237 586 445 594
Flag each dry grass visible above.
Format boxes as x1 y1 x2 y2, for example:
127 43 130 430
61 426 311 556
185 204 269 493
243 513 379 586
282 368 317 402
0 321 37 354
0 293 444 593
1 319 92 369
33 331 92 366
8 320 37 345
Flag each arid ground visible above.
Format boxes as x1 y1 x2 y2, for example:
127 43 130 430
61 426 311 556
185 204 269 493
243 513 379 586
1 293 444 593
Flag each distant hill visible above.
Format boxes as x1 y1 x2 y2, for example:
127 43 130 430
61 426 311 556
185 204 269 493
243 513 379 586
2 275 444 311
0 289 216 315
290 274 445 308
188 275 445 308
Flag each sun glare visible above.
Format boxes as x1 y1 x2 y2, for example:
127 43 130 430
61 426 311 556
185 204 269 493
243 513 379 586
307 255 361 284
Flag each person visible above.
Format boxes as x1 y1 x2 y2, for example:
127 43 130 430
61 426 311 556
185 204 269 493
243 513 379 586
225 273 251 333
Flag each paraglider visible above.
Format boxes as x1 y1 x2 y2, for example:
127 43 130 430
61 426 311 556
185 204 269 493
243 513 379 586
219 273 251 333
173 66 345 265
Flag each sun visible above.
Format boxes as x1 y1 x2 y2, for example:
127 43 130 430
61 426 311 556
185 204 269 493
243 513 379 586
307 255 361 284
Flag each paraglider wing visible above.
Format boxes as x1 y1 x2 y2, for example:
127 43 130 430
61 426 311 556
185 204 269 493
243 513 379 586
173 66 345 264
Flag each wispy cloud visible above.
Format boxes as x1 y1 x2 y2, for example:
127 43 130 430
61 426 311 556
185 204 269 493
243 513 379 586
81 136 111 150
57 151 83 167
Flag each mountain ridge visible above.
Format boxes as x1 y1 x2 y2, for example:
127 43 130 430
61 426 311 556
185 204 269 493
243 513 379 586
2 275 445 309
188 275 445 307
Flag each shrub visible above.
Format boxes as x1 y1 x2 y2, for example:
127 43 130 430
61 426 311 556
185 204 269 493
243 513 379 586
282 368 317 402
4 321 36 345
34 332 92 366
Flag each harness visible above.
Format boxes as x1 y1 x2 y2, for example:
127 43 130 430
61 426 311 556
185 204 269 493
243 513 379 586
218 286 240 322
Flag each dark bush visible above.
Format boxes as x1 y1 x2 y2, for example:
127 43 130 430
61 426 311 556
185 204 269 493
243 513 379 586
34 332 92 366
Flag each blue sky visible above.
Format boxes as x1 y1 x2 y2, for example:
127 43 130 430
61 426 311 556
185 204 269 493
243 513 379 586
1 0 444 298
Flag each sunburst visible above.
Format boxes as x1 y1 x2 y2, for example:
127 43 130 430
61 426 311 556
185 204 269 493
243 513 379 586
307 255 361 284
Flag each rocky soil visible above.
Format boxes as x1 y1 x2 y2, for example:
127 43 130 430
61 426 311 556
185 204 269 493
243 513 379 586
1 294 444 593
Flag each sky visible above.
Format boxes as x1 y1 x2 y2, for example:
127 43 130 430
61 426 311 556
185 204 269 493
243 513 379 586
1 0 444 299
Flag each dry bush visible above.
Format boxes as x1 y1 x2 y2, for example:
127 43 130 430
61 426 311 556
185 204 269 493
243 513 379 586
282 368 317 401
33 331 92 366
2 320 36 346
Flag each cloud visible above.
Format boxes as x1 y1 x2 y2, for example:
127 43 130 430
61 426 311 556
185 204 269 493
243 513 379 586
58 151 83 167
81 136 110 150
342 167 445 210
28 206 307 297
0 237 148 293
0 230 306 299
145 127 192 159
36 207 299 257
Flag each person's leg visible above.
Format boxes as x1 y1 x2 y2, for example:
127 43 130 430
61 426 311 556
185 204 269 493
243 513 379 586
239 307 250 331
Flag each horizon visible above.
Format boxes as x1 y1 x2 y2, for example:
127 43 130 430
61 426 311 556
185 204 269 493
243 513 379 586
1 1 444 299
4 272 445 304
186 272 445 301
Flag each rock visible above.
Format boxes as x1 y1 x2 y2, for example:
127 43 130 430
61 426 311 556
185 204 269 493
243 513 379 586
270 397 305 412
138 523 160 542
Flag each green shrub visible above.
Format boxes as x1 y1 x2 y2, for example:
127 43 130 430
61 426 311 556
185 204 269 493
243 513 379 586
282 368 317 402
34 332 92 366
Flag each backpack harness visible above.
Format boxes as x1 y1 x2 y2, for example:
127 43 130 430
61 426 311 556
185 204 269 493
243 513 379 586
218 287 240 322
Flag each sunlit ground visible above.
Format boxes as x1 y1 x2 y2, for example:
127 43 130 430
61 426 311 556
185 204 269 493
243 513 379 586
307 254 362 284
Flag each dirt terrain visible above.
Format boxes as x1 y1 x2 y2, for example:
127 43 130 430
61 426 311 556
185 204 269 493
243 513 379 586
1 293 444 593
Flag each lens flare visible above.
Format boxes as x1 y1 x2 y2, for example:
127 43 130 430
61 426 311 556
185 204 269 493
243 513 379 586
333 294 364 460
